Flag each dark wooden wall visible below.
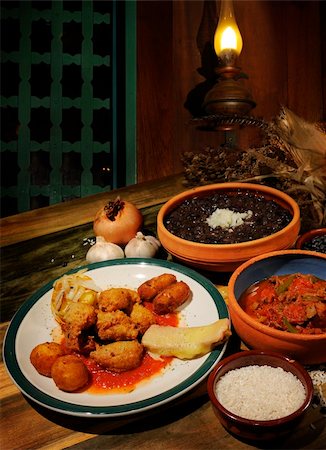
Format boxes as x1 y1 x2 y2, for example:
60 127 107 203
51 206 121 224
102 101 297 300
136 0 325 183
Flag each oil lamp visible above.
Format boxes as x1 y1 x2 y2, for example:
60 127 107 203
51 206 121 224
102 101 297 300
202 0 256 126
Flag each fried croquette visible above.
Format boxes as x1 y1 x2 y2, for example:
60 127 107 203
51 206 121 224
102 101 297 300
62 302 97 328
51 355 89 392
96 310 139 341
61 302 97 352
97 288 138 314
90 340 144 372
30 342 66 377
137 274 176 301
130 303 156 335
153 281 190 315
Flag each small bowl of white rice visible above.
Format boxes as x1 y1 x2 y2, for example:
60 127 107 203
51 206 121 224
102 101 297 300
207 350 313 441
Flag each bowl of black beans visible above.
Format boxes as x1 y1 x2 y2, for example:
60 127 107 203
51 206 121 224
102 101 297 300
157 183 301 272
295 228 326 254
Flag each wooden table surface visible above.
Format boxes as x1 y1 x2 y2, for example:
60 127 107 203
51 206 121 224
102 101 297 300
1 173 325 450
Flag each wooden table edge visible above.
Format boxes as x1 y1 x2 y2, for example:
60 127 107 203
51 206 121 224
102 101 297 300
0 173 186 248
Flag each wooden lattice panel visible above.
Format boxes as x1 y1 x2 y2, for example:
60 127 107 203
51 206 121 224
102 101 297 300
1 0 136 217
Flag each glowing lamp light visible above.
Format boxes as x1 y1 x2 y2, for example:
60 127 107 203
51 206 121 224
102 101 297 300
220 27 238 51
214 0 243 65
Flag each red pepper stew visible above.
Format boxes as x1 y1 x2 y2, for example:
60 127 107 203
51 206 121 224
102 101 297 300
239 273 326 334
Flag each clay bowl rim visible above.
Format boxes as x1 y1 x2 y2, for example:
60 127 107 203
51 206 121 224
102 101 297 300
157 182 300 252
295 227 326 249
207 350 313 428
228 249 326 343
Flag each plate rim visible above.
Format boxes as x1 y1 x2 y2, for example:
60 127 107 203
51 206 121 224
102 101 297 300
3 258 229 417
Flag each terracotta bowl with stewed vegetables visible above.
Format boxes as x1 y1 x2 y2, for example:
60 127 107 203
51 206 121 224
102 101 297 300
228 250 326 365
157 183 300 272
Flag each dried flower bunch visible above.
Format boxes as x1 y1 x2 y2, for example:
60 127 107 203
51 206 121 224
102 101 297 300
183 107 326 232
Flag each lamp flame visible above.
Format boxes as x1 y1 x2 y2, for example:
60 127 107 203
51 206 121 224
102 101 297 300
220 26 238 51
214 0 243 60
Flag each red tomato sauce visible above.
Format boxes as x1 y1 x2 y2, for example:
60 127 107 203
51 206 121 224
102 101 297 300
143 301 179 327
83 353 173 393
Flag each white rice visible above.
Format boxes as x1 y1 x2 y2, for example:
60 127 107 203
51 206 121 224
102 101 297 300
206 208 253 230
215 365 306 421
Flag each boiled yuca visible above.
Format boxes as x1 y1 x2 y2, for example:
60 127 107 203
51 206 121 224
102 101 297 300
141 318 231 359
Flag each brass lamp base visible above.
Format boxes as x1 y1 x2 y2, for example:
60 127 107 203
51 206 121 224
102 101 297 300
202 65 256 129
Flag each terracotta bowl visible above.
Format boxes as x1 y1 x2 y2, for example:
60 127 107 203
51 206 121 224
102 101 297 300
295 227 326 253
207 350 313 441
228 250 326 364
157 183 300 272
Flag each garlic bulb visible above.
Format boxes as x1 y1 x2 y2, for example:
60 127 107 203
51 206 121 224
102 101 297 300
125 232 161 258
86 236 124 263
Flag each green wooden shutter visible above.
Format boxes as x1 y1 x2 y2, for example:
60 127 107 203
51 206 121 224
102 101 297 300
0 0 136 217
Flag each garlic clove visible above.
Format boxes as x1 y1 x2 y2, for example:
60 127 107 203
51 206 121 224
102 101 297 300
143 235 161 251
125 232 161 258
86 236 125 263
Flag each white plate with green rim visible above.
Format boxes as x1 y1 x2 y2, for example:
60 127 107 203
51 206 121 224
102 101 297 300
3 258 229 417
